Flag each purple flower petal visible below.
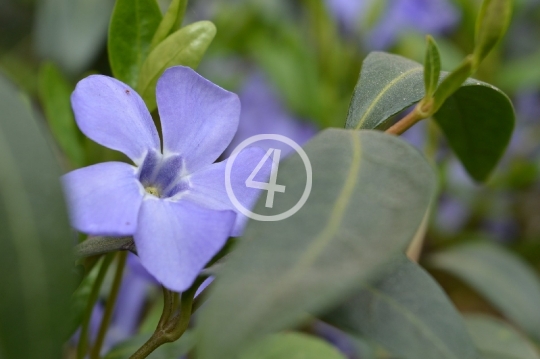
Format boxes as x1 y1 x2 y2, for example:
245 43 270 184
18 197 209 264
182 146 271 237
62 162 144 236
156 66 241 172
71 75 160 164
134 198 236 292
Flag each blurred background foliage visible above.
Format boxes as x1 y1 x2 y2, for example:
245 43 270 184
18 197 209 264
2 0 540 357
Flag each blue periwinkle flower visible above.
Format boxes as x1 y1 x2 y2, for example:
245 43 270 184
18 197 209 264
63 66 268 291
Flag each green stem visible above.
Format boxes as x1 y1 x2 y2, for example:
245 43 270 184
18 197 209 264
129 278 205 359
77 253 115 359
157 287 177 330
90 252 128 359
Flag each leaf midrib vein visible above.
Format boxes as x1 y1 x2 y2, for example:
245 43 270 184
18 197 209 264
363 284 464 359
355 67 423 130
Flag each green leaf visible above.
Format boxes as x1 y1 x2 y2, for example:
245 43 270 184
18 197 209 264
431 56 474 113
38 62 85 167
150 0 188 51
196 129 437 359
34 0 114 74
104 331 195 359
108 0 163 88
0 76 76 358
345 52 514 182
433 79 514 181
465 315 540 359
137 21 216 111
238 332 346 359
345 52 425 130
428 242 540 341
74 236 134 258
325 257 477 359
424 35 441 99
474 0 513 65
69 258 102 335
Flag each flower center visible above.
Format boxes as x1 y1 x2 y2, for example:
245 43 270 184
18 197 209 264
138 150 189 199
144 186 161 197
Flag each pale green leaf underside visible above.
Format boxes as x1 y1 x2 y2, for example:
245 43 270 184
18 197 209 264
429 242 540 341
196 129 436 359
238 332 346 359
465 314 540 359
325 257 477 359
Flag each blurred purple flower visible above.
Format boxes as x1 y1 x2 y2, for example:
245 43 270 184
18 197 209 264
327 0 460 50
105 254 152 348
63 66 269 292
507 90 540 157
314 321 358 358
225 72 317 157
325 0 369 33
434 195 470 235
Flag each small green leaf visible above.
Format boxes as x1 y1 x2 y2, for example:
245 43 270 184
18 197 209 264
433 80 514 181
424 35 441 100
137 21 216 111
0 75 76 358
196 129 437 359
104 331 195 359
325 257 477 359
431 56 474 113
345 52 514 182
150 0 188 51
108 0 163 88
474 0 513 65
238 332 346 359
428 242 540 341
38 62 85 167
74 236 134 258
465 315 540 359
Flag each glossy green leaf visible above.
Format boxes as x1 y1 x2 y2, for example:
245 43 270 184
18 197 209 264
38 62 85 167
0 76 76 358
137 21 216 111
465 315 540 359
150 0 188 50
345 52 514 182
104 331 195 359
433 79 514 181
474 0 513 65
35 0 114 74
196 129 437 359
325 257 477 359
429 242 540 341
424 35 441 99
108 0 163 88
238 332 346 359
